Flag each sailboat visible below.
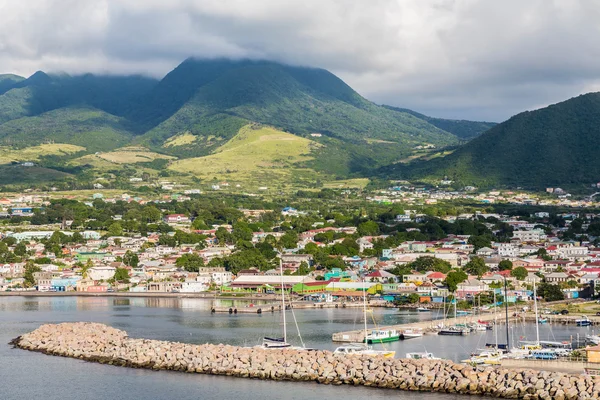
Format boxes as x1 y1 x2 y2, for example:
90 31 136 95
507 280 542 358
439 298 469 335
262 259 306 349
334 279 395 358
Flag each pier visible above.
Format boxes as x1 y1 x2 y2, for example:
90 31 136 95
211 300 389 314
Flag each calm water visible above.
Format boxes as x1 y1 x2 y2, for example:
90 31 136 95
1 296 595 400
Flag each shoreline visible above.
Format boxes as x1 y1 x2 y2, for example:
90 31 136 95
0 291 280 301
12 322 600 399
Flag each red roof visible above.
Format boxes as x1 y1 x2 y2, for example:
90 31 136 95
426 272 446 279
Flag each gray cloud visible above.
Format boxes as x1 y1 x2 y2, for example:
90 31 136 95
1 0 599 121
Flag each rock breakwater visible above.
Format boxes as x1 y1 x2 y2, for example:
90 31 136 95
11 322 600 399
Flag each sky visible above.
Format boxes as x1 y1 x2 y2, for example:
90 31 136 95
1 0 600 121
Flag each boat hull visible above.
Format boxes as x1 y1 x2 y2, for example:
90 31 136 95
365 335 400 344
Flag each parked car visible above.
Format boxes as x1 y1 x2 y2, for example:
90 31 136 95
560 310 569 315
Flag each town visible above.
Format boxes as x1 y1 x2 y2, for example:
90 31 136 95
1 187 599 309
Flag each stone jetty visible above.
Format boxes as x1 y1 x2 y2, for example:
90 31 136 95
11 322 600 399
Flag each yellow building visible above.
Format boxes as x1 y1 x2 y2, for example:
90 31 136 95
586 345 600 363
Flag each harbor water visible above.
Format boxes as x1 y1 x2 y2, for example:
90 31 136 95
1 296 595 400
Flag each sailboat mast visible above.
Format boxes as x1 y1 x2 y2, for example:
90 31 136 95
494 291 498 349
280 258 286 343
363 278 368 343
533 278 540 345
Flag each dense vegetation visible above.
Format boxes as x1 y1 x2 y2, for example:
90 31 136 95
0 58 494 186
384 105 497 140
395 93 600 188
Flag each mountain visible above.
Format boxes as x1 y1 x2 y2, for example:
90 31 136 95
383 105 497 140
0 58 494 187
398 92 600 188
134 58 475 174
0 74 25 95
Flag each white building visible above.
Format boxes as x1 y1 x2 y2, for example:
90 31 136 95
88 266 116 281
512 229 546 242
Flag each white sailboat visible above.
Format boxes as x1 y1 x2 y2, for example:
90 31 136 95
334 280 395 358
262 259 307 349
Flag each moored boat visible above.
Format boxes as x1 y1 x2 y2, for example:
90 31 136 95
364 329 400 343
576 316 593 326
406 352 440 360
334 343 395 358
400 328 424 340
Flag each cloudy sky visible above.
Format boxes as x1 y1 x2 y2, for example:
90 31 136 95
1 0 599 121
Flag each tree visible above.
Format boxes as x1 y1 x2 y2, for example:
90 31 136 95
81 259 94 279
107 222 123 236
498 259 513 271
407 256 452 274
123 250 139 268
113 267 130 283
215 227 234 245
538 282 565 301
176 253 205 272
224 249 269 274
445 269 468 293
23 261 41 287
279 231 299 249
463 257 489 277
295 261 311 275
14 242 27 257
510 266 528 280
358 220 380 236
468 235 492 251
407 293 420 304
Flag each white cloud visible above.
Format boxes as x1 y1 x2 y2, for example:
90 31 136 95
0 0 599 120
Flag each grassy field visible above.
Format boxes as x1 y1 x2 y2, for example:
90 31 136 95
92 147 175 164
322 178 370 189
163 132 198 147
0 143 85 165
169 124 325 187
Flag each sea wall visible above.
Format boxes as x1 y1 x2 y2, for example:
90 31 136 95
11 322 600 399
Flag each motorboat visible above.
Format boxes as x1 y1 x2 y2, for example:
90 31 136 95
400 328 424 340
438 326 469 336
576 316 593 327
334 343 395 358
462 350 504 365
365 329 400 344
416 306 431 312
406 352 440 360
586 334 600 345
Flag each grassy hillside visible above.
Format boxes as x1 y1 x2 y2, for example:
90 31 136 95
0 143 85 165
169 124 325 188
0 107 133 151
0 164 71 185
96 146 175 164
399 92 600 188
384 105 497 140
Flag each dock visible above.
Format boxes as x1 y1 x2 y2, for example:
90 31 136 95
211 300 389 314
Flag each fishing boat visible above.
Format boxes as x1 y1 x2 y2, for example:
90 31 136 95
400 328 423 340
416 306 431 312
538 317 548 324
406 352 440 360
576 316 593 326
365 329 400 343
468 322 488 332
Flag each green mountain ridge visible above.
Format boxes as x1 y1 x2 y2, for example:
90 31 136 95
0 58 494 186
383 105 497 140
395 92 600 188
